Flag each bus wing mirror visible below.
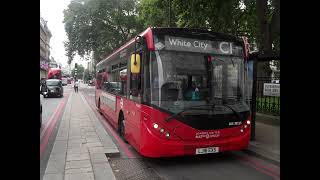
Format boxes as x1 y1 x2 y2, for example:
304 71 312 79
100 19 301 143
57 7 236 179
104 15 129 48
130 54 141 74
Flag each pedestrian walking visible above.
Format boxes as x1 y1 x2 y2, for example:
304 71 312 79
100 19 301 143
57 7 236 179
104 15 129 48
40 79 47 94
74 80 79 93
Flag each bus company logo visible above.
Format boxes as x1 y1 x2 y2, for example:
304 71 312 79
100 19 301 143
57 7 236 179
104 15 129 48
195 131 220 139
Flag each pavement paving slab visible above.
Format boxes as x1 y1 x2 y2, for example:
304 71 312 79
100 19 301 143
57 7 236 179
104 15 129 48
42 92 119 180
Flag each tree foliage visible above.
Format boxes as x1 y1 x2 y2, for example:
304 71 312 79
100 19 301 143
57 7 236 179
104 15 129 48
138 0 279 52
138 0 176 27
64 0 144 65
83 68 93 82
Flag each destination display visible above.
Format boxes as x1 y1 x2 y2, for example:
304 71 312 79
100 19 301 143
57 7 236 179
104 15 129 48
162 36 244 56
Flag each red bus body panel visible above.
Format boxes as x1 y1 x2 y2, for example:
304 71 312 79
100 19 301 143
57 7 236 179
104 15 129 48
48 68 62 80
95 91 251 157
138 105 250 157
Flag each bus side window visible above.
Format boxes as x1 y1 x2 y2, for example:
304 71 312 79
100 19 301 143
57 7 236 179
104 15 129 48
103 82 109 92
130 74 140 96
119 68 127 96
96 69 103 89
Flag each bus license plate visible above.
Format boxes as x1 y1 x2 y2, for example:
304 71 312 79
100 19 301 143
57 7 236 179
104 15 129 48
196 147 219 154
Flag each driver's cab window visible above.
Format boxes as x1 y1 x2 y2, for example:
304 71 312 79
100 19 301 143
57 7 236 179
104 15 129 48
180 75 208 101
129 53 142 102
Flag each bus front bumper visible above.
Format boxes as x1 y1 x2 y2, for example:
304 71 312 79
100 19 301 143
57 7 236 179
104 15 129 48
139 126 250 158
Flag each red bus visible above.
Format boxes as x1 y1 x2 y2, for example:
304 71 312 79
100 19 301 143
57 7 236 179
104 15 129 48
48 68 62 80
95 27 251 157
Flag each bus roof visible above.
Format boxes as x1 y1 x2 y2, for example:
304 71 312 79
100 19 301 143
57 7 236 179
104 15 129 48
151 27 241 41
96 27 153 68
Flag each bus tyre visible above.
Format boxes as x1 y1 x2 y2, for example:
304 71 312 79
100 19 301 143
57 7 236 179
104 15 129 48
118 114 127 143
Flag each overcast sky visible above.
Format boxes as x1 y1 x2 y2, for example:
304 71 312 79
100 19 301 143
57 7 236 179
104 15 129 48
40 0 88 69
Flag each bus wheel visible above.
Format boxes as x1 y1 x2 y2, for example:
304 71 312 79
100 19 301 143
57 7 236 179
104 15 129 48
118 113 127 143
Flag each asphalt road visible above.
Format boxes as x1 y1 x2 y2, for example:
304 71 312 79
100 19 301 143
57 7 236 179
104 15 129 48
80 85 280 180
40 84 72 179
40 84 72 134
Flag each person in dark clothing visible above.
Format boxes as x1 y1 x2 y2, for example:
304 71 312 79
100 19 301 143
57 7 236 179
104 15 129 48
40 80 47 94
74 81 79 93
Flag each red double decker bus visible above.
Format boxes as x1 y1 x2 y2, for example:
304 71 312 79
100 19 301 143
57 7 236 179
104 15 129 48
95 27 251 157
48 68 62 80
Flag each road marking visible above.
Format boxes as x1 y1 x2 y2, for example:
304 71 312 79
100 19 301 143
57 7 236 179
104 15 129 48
40 93 70 158
234 153 280 179
40 96 65 139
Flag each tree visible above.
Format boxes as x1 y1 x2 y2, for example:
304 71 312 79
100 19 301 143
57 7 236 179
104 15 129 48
138 0 177 27
83 68 91 82
64 0 144 65
138 0 279 52
255 0 280 52
139 1 245 33
71 64 85 80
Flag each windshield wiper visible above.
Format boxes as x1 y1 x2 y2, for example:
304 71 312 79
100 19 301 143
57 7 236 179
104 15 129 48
165 103 243 122
221 103 242 121
165 103 215 122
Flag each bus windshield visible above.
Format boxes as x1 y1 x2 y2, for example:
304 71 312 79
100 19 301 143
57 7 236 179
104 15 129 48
150 50 249 114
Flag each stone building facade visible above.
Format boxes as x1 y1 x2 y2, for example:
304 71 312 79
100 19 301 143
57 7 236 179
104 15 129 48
40 17 52 80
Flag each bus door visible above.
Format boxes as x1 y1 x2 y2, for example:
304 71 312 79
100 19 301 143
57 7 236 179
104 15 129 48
125 52 143 149
101 72 118 127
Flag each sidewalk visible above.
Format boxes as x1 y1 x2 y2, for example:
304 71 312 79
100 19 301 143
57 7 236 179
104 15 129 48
246 113 280 165
42 92 119 180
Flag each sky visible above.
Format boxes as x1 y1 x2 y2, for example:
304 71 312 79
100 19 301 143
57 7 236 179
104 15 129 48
40 0 88 69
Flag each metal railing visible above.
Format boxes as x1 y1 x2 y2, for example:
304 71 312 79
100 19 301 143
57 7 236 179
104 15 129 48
255 77 280 115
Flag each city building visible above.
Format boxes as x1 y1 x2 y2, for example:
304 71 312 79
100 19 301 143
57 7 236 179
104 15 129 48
49 56 58 68
62 65 71 76
40 16 52 80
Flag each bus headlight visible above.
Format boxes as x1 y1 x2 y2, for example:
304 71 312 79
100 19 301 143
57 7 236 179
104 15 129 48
246 120 251 125
240 129 244 133
165 132 170 138
244 125 247 128
153 123 159 129
160 128 165 133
